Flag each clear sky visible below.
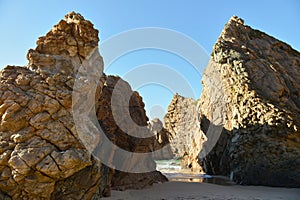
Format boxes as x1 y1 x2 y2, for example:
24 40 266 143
0 1 299 121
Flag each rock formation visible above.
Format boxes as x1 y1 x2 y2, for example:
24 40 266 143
0 12 166 199
96 75 167 191
148 118 173 160
198 16 300 187
164 94 206 172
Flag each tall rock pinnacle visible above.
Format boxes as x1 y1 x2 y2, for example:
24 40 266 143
26 12 101 77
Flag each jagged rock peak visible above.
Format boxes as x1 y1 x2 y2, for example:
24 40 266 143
64 11 85 23
27 11 101 77
228 16 244 25
36 11 99 57
218 16 245 42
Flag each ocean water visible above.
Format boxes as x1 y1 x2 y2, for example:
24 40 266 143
155 159 182 172
155 159 235 186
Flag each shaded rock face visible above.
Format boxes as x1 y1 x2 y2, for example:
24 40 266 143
199 16 300 187
111 170 167 191
96 76 167 190
164 94 206 172
0 12 166 199
148 118 173 160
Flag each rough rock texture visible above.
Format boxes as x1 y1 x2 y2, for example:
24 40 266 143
96 75 167 191
164 94 206 172
0 12 105 199
199 16 300 187
0 12 166 199
111 170 167 191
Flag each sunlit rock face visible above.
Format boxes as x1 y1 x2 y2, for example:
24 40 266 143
0 12 166 199
164 93 205 172
198 16 300 187
0 12 103 200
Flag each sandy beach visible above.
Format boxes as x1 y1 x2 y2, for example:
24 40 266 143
104 181 300 200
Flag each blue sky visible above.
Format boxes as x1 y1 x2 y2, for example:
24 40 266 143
0 1 299 120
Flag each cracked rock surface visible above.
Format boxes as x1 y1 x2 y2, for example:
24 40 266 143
0 12 166 199
198 16 300 187
0 12 100 199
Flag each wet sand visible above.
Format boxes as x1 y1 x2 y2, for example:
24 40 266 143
104 181 300 200
105 160 300 200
